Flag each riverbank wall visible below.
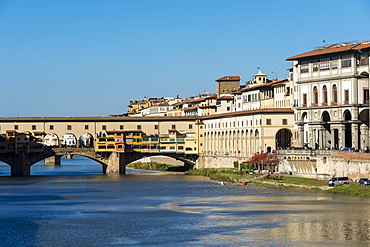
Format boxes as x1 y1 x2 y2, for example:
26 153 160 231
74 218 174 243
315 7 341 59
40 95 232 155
277 150 370 182
196 151 370 182
196 154 241 169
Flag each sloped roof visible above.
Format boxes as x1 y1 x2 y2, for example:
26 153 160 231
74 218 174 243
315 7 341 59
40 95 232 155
241 79 288 92
183 106 199 111
205 94 217 99
216 96 234 100
286 41 370 60
216 76 241 81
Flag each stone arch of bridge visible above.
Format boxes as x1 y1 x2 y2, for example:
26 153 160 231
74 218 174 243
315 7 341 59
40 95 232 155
0 148 199 176
0 148 111 176
121 152 198 171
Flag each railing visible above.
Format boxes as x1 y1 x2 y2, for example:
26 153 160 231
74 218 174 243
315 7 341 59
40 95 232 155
50 147 95 152
276 149 333 156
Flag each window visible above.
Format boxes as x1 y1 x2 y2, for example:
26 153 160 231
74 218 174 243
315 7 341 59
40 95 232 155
359 54 369 66
302 94 307 107
313 87 318 106
227 107 230 111
102 125 106 131
300 60 309 73
137 125 141 130
312 59 319 71
323 85 328 105
154 125 158 130
364 89 369 104
285 87 290 96
341 55 351 68
49 125 54 130
320 57 330 70
282 119 288 125
344 89 349 104
266 119 272 125
171 124 176 129
14 125 18 130
331 57 338 69
332 85 338 105
32 125 36 130
67 125 72 130
120 125 124 130
84 125 88 130
189 124 193 129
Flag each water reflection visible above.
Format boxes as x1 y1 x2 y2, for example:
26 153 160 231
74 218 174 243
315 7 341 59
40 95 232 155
1 160 370 246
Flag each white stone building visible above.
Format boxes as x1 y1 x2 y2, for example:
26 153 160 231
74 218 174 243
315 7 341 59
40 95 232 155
287 41 370 150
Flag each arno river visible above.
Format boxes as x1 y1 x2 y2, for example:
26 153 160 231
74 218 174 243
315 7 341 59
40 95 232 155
0 157 370 246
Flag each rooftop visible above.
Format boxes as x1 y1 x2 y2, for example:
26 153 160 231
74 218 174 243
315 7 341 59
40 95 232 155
286 41 370 60
216 76 241 81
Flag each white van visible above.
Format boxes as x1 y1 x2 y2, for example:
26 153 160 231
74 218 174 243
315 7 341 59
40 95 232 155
327 177 349 187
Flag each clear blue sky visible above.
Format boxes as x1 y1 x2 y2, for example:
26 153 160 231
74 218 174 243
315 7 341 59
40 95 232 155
0 0 369 117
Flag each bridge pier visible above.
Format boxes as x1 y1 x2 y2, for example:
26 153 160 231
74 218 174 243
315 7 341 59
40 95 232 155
65 153 74 159
5 152 40 176
106 152 127 174
10 162 31 176
44 155 62 166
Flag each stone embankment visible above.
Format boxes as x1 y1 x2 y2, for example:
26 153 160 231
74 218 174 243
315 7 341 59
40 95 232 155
252 180 331 190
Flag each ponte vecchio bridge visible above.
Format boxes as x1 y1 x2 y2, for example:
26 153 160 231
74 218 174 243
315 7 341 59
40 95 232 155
0 116 202 176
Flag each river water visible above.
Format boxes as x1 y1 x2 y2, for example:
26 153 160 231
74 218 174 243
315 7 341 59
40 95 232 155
0 157 370 247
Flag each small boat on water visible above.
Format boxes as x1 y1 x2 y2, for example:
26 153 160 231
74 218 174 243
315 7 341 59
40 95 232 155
217 181 227 185
236 181 249 185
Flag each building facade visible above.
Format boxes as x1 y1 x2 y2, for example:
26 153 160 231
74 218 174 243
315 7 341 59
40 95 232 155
287 41 370 150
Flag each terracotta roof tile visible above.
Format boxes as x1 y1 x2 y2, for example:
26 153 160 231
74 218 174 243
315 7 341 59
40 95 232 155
183 106 199 111
217 96 234 100
216 76 240 81
286 42 370 60
205 94 217 99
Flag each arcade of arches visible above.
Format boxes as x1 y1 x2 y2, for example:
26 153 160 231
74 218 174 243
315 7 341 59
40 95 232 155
297 109 369 150
204 128 292 157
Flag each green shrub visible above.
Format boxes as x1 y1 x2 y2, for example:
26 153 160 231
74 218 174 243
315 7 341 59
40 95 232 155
127 161 169 171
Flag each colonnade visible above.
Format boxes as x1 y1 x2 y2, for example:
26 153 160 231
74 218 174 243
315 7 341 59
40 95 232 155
297 123 369 150
204 130 262 157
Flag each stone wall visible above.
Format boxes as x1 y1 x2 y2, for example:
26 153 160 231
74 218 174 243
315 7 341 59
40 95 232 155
196 154 241 169
278 150 370 182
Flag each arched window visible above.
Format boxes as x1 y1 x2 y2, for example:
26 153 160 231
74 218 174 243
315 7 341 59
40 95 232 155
313 86 318 106
323 85 328 105
332 85 338 105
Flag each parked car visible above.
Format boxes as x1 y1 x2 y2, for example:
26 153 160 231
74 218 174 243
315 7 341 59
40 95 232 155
327 177 349 187
359 178 369 185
